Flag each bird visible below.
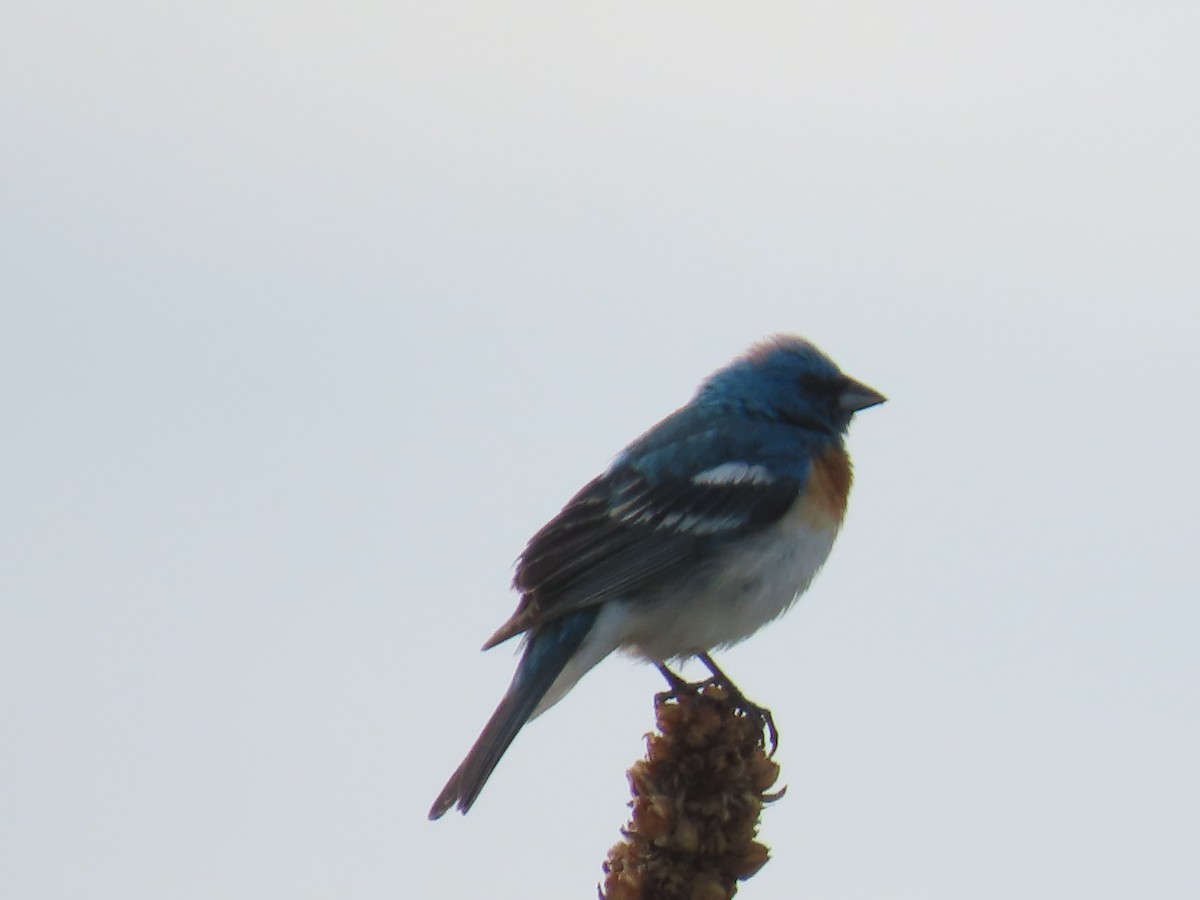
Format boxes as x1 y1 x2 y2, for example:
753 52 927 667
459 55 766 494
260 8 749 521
428 335 885 819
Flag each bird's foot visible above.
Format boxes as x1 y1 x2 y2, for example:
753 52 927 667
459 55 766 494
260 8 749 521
697 652 779 755
655 657 779 755
712 678 779 756
654 663 697 703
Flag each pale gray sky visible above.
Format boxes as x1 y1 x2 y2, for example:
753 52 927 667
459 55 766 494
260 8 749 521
3 2 1198 898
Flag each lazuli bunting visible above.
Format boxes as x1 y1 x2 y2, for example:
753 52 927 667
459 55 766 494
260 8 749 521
429 335 884 819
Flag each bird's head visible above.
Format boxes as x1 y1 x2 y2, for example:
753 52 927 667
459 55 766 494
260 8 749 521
695 335 886 435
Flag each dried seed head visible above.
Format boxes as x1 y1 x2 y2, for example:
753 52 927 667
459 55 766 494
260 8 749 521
599 685 785 900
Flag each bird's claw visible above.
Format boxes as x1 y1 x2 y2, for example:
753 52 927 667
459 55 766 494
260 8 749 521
656 660 780 755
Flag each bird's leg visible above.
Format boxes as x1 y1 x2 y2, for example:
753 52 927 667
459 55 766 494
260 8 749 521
655 663 696 703
697 652 779 754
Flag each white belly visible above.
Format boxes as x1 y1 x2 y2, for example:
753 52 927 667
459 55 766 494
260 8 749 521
615 511 840 662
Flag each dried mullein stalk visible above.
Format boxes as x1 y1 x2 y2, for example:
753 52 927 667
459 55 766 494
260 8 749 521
600 684 783 900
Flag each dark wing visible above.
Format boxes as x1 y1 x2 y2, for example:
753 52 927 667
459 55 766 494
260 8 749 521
482 463 800 648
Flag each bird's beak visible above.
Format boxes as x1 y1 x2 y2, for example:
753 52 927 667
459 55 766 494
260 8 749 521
839 377 887 412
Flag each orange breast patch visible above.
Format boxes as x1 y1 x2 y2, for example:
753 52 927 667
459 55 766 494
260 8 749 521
794 445 853 527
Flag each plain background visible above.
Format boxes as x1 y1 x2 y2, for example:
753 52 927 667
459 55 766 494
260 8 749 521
3 2 1198 897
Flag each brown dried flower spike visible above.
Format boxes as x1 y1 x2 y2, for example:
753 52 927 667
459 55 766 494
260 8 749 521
601 684 783 900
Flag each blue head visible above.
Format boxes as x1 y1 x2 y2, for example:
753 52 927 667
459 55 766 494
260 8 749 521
695 335 885 436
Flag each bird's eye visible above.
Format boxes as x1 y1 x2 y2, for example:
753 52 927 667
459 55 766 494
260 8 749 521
796 372 827 394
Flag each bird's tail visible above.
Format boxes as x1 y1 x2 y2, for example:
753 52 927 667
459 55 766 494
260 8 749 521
428 608 600 819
